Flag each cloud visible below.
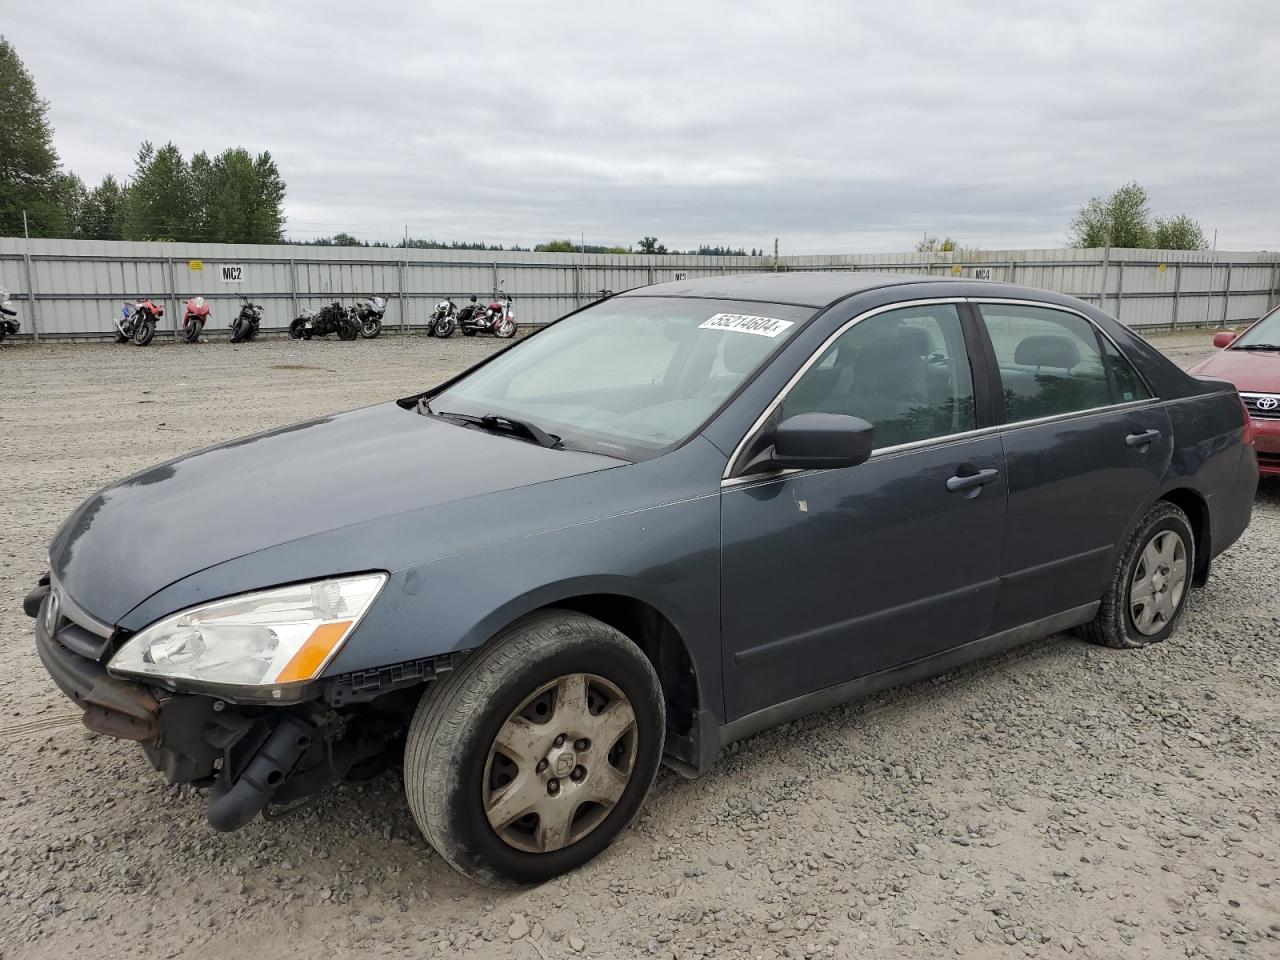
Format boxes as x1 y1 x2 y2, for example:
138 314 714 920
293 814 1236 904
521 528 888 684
12 0 1280 252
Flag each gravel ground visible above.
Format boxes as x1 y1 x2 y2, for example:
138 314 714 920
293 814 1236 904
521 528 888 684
1 330 1277 960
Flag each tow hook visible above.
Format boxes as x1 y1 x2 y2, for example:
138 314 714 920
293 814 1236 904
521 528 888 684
207 714 315 831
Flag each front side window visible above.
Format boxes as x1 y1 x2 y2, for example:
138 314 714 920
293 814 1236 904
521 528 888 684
781 304 976 449
431 296 811 459
977 304 1115 422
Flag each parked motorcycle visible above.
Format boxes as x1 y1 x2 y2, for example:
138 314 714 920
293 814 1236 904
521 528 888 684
0 287 19 345
230 297 263 343
116 299 164 346
182 296 210 343
427 297 457 338
354 296 386 339
458 289 517 338
289 301 359 341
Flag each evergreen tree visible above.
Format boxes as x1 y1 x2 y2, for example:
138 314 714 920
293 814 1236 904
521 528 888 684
77 174 126 239
0 36 75 236
122 142 194 241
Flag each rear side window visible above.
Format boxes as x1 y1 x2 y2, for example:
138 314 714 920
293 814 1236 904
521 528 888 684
977 304 1114 422
1099 335 1153 403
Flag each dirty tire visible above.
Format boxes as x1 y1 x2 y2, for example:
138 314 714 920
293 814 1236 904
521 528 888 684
133 319 156 346
404 610 664 885
1077 500 1194 649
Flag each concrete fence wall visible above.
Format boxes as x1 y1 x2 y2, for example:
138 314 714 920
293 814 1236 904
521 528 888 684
1 238 1277 341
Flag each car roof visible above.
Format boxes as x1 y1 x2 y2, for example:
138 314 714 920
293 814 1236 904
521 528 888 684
621 271 955 308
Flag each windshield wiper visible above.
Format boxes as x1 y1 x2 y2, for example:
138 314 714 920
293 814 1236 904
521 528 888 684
433 409 562 448
1234 343 1280 351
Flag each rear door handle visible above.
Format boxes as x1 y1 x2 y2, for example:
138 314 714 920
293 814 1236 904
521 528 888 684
1125 428 1161 448
946 468 1000 493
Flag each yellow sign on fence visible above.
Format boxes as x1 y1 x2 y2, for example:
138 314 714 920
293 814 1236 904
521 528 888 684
1157 263 1167 272
188 260 204 271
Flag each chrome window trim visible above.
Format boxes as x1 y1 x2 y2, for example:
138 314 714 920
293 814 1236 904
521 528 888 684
971 296 1158 401
721 294 1164 486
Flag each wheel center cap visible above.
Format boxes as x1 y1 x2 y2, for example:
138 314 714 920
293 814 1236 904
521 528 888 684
551 749 577 779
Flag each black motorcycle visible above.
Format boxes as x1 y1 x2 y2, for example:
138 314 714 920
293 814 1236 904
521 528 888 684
289 301 359 341
354 296 386 339
427 297 457 338
230 297 263 343
0 288 19 345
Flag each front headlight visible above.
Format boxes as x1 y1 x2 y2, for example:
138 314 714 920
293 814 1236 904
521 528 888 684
109 573 387 699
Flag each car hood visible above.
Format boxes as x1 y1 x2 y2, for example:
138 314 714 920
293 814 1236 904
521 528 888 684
1186 348 1280 392
49 403 623 625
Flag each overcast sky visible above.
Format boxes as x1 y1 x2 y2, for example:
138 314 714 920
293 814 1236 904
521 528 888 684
8 1 1280 253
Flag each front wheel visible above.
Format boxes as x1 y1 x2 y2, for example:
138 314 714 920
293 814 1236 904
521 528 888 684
337 319 359 341
360 318 382 339
494 318 516 339
404 611 664 884
288 318 308 340
230 318 251 343
1077 500 1194 649
184 319 203 343
133 318 156 346
434 317 456 339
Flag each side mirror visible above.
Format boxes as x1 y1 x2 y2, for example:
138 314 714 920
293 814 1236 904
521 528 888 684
768 413 875 471
1213 331 1236 348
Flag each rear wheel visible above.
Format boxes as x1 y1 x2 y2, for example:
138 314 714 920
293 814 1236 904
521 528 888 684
115 327 129 344
337 319 359 341
133 318 156 346
289 318 307 340
462 327 476 337
1078 500 1194 649
360 318 382 339
404 611 664 884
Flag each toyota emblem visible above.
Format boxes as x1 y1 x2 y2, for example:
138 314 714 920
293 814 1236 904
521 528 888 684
1257 396 1279 411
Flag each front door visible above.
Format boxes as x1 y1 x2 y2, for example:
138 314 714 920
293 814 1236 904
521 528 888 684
720 303 1007 720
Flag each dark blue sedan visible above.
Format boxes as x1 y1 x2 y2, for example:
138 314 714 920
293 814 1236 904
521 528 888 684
27 272 1257 883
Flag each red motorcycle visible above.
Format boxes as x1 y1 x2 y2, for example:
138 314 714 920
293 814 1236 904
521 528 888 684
116 299 164 346
458 288 517 338
183 296 211 343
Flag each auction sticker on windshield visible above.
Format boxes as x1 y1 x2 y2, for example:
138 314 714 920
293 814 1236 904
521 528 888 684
699 313 795 338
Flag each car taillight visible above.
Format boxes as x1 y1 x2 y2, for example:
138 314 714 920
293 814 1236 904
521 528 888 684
1240 393 1255 446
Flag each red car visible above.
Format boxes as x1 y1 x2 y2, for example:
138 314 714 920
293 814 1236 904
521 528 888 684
1188 305 1280 476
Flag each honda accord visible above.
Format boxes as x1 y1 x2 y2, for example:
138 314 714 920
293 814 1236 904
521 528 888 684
26 272 1257 883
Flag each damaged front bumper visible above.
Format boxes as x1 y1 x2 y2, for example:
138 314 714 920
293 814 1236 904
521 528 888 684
27 578 401 831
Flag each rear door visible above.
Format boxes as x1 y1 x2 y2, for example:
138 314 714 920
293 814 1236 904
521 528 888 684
973 301 1172 631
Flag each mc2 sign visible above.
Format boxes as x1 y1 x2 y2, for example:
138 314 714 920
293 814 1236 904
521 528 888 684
219 264 245 283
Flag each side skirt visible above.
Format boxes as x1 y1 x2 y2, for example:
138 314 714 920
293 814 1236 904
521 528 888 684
670 601 1099 776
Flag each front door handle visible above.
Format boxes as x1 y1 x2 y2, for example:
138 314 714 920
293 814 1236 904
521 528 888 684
1125 428 1162 448
946 467 1000 493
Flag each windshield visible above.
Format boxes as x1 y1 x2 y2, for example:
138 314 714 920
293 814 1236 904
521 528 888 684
1233 305 1280 349
429 296 812 459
